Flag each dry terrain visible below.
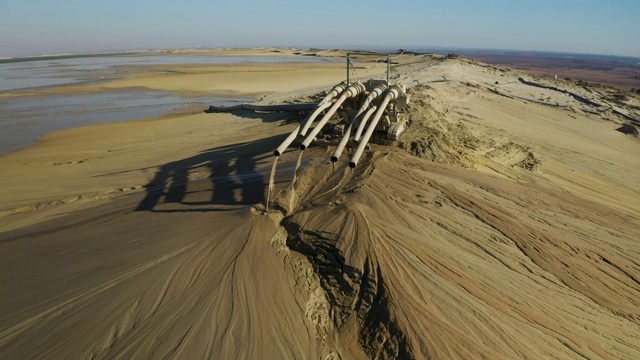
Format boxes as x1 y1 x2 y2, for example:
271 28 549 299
1 49 640 359
457 50 640 92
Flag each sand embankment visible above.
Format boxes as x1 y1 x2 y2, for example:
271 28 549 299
1 50 640 359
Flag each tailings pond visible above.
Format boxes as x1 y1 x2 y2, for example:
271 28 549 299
0 54 336 154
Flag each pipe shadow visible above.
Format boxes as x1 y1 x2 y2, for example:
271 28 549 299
134 134 287 212
204 109 306 123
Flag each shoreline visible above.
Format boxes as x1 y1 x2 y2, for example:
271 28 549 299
0 49 368 155
0 92 249 155
0 47 340 65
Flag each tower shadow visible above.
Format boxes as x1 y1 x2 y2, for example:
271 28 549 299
134 134 286 212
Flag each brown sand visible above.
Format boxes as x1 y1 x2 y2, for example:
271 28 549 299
1 49 640 359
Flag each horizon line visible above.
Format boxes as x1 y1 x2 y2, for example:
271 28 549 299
2 46 640 61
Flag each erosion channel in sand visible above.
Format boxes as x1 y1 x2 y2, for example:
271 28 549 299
1 48 640 359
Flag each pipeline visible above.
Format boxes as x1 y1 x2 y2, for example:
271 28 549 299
330 85 387 162
208 103 318 112
494 80 518 85
407 76 446 89
300 83 366 150
518 77 603 107
406 76 468 90
331 105 377 163
492 88 559 107
271 76 456 159
355 84 388 120
349 85 402 168
319 82 348 105
299 102 332 138
272 82 347 158
274 102 332 156
352 84 388 135
353 105 378 142
298 83 347 137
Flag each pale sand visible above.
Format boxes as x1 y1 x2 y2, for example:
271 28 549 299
1 50 640 359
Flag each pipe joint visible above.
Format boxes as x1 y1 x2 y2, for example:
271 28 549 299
371 85 387 97
320 82 348 105
344 82 366 98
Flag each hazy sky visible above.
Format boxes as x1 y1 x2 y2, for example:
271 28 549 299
1 0 639 57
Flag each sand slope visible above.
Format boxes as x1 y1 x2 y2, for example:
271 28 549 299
1 52 640 359
282 149 640 359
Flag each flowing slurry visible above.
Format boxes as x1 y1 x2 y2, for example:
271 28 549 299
266 155 279 212
1 51 640 359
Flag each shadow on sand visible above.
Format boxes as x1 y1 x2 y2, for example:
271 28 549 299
135 134 287 212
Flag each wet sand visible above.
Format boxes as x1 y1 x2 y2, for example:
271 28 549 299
1 49 640 359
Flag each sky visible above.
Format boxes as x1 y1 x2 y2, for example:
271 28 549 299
1 0 639 58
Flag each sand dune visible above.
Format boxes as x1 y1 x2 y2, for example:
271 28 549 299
1 50 640 359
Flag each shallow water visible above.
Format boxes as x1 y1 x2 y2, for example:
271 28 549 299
0 55 337 92
0 92 250 154
0 54 333 154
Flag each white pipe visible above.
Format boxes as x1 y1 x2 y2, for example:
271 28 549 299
299 101 332 137
319 82 347 105
492 88 559 107
349 96 391 168
353 104 378 142
300 83 366 150
331 105 376 162
274 126 301 157
273 82 347 158
300 95 347 150
328 85 386 162
349 86 401 168
297 82 346 138
274 102 332 156
355 84 387 120
406 76 446 90
352 85 387 142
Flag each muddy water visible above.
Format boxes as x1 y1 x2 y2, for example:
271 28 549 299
0 54 337 155
288 151 305 212
331 162 336 204
0 92 251 154
265 156 279 212
0 55 338 92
